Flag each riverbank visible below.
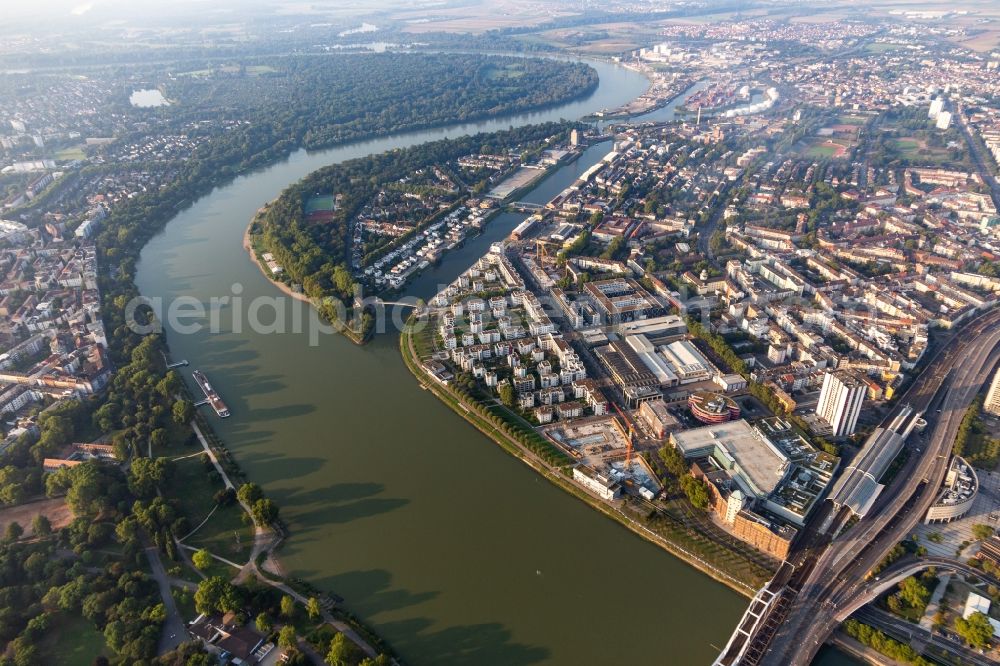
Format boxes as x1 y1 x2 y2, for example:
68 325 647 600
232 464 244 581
583 57 695 120
186 400 398 660
243 208 311 307
399 319 762 599
136 56 744 665
244 210 369 346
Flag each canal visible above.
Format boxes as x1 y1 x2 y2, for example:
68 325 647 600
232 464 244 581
135 58 844 665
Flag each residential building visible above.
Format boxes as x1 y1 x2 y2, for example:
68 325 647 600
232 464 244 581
984 366 1000 416
816 370 866 438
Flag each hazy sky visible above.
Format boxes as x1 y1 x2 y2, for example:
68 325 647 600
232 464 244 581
0 0 319 33
0 0 422 20
2 0 237 19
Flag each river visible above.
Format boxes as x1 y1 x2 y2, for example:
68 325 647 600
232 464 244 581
135 58 850 665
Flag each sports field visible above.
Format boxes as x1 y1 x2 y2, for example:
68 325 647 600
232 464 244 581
838 115 867 126
805 140 850 159
305 194 335 214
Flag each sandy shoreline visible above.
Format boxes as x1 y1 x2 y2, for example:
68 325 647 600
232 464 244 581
243 211 312 305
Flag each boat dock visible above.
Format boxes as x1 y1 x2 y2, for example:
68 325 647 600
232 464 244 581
161 351 189 369
192 370 230 418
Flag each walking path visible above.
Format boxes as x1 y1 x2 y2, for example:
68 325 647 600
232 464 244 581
189 418 270 580
919 573 950 631
191 420 234 490
146 545 188 655
178 503 219 541
184 418 378 658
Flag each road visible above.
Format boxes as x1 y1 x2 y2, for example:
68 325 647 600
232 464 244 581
696 175 741 267
768 309 1000 665
954 101 1000 211
741 307 1000 666
836 554 1000 622
145 545 188 655
854 606 995 666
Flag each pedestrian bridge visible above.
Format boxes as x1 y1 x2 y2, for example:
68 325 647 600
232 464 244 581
374 300 422 309
508 201 545 212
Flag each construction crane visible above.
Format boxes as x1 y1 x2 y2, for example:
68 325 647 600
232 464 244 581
610 402 636 469
536 238 548 264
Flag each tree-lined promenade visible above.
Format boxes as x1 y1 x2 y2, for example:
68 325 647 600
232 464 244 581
400 317 772 597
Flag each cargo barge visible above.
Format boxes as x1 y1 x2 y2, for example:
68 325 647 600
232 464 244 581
192 370 230 418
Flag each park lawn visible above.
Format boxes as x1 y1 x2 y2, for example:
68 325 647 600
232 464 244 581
185 501 254 562
892 136 961 165
167 456 218 531
37 613 108 666
172 587 197 621
246 65 278 75
165 417 196 449
865 42 904 54
172 561 204 586
884 576 939 623
196 556 240 581
484 64 526 80
963 431 1000 470
167 456 254 562
484 403 574 466
893 138 920 151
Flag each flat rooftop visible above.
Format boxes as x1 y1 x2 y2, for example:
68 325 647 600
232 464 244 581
616 315 687 338
672 419 788 498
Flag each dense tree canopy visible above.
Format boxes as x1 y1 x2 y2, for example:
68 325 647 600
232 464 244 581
159 54 596 153
955 611 993 649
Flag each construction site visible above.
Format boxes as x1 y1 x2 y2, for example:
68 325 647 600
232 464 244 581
542 414 662 501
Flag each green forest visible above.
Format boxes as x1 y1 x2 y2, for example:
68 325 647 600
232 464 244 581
154 53 597 151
